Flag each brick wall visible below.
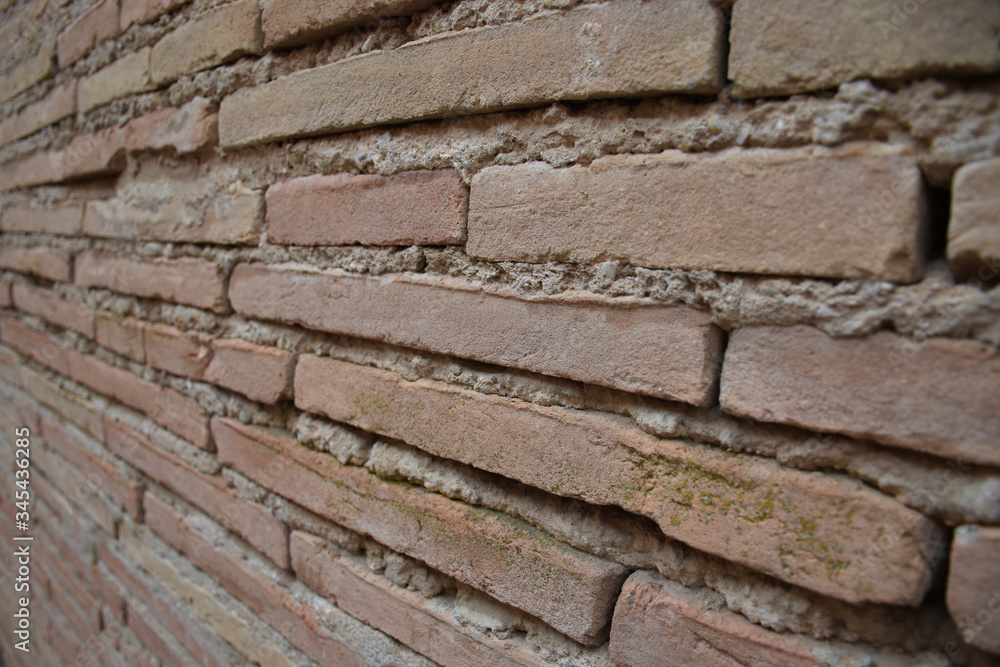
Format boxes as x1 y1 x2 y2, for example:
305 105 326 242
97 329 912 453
1 0 999 664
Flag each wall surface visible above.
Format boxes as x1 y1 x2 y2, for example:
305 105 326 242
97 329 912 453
1 0 999 664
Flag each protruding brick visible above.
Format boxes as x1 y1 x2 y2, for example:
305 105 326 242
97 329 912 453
294 355 946 605
469 144 928 282
262 0 433 48
213 417 629 644
96 311 145 361
947 525 1000 656
124 96 218 154
77 47 153 112
0 245 73 282
0 39 54 104
949 158 1000 283
220 0 724 147
204 338 293 403
228 264 722 405
57 0 120 67
150 0 262 85
266 170 467 246
721 325 1000 467
0 81 76 146
119 0 188 29
75 251 229 313
0 203 84 236
143 323 212 379
11 283 94 336
730 0 1000 98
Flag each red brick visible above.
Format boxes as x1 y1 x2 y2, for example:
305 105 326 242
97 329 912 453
36 448 119 533
947 525 1000 655
34 539 102 632
948 158 1000 282
95 311 145 362
721 325 1000 467
294 355 946 605
0 127 126 191
204 338 293 403
0 319 71 375
124 96 218 154
119 0 188 29
20 366 105 440
266 170 467 247
261 0 435 47
57 0 121 67
610 572 874 667
104 417 288 568
143 322 212 379
213 417 627 644
11 283 94 336
0 81 76 146
0 245 73 282
229 264 722 405
0 203 84 236
75 251 229 313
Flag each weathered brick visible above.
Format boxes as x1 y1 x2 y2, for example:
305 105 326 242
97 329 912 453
469 143 927 282
77 47 153 112
36 446 120 533
0 245 73 282
262 0 432 47
220 0 724 147
215 417 631 644
119 0 188 29
730 0 1000 98
0 81 76 146
34 539 102 632
0 203 84 236
0 39 54 104
0 348 20 386
57 0 120 67
20 366 104 440
294 355 946 605
204 338 293 403
11 283 94 336
949 158 1000 283
228 264 722 405
92 562 126 625
947 525 1000 655
123 96 218 154
75 251 229 313
0 126 127 191
105 417 288 568
127 599 201 666
720 325 1000 467
0 282 10 308
610 572 874 667
266 170 466 247
150 0 262 85
0 319 71 376
143 322 212 379
95 311 145 362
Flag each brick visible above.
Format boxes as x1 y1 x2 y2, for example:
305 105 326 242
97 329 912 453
57 0 120 67
204 338 293 403
294 355 946 605
36 447 120 533
610 572 874 667
143 322 212 379
11 283 94 336
0 319 71 376
0 203 84 236
947 525 1000 655
93 563 126 624
75 251 229 313
721 325 1000 468
150 0 262 85
0 127 127 191
0 245 73 281
262 0 433 48
77 47 153 112
0 81 76 146
20 366 104 440
123 96 218 154
128 600 200 667
0 39 54 104
120 0 188 29
730 0 1000 97
95 311 145 362
229 264 722 405
35 540 101 633
220 0 724 148
949 158 1000 282
214 417 629 644
0 348 19 387
0 282 10 308
104 417 288 568
267 170 467 246
470 143 928 282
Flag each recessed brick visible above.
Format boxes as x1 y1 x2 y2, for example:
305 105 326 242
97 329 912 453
204 338 293 403
948 158 1000 283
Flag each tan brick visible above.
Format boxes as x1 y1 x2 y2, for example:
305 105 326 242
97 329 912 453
948 158 1000 283
95 311 145 362
610 572 874 667
469 143 928 282
11 283 94 336
124 96 218 154
105 417 288 567
294 355 946 605
262 0 433 47
0 319 71 376
947 525 1000 655
720 325 1000 467
57 0 120 67
20 366 104 440
216 417 631 644
204 338 293 403
75 251 229 313
266 170 467 246
0 127 127 191
143 322 212 379
220 0 724 147
0 203 84 236
150 0 262 85
120 0 188 29
730 0 1000 98
0 81 76 146
0 39 54 104
228 264 722 405
77 47 153 112
0 245 73 281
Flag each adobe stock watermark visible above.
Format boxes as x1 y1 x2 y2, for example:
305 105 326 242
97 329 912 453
876 0 930 39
